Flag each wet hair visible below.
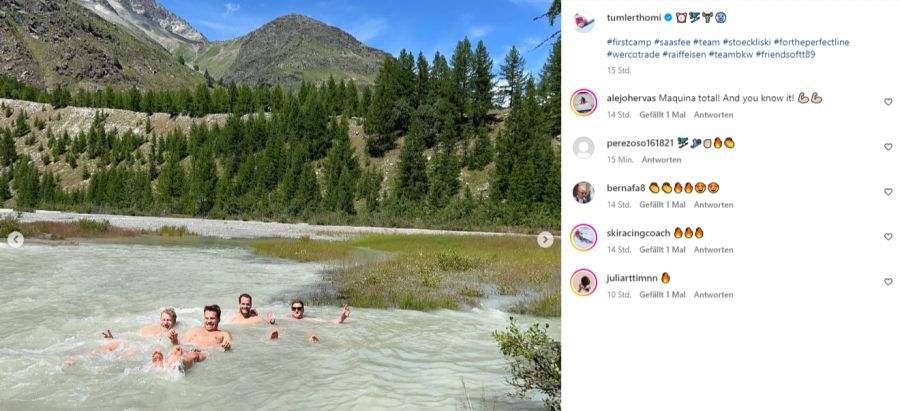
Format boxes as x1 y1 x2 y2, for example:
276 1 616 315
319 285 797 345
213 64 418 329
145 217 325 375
290 299 304 308
581 276 591 287
161 307 177 324
204 304 221 320
238 293 252 304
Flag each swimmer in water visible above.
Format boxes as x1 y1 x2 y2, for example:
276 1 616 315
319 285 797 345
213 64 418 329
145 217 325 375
284 300 350 342
229 294 279 339
229 293 276 325
139 307 180 345
151 346 206 370
287 299 351 324
182 305 232 351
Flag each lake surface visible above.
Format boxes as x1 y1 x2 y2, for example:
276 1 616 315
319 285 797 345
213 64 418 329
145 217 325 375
0 239 559 410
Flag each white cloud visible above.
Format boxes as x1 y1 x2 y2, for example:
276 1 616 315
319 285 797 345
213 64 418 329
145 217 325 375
224 3 240 15
347 18 387 42
468 25 493 39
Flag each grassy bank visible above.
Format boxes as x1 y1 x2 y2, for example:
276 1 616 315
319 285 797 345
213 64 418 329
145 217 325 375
253 234 560 317
0 216 196 240
0 216 138 239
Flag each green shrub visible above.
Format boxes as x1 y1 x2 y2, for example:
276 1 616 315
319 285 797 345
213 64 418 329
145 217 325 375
77 219 111 233
436 249 479 272
493 318 561 411
0 216 20 237
159 225 195 236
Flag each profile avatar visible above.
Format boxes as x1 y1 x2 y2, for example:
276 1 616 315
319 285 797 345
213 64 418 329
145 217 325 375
574 13 595 33
571 269 598 296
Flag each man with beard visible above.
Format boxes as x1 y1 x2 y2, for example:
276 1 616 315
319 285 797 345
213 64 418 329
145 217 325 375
182 304 232 351
229 294 278 339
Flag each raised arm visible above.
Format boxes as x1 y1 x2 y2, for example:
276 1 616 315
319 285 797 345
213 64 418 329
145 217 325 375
332 304 351 324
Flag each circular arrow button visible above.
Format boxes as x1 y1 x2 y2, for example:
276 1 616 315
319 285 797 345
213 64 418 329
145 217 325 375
537 231 554 248
7 231 24 249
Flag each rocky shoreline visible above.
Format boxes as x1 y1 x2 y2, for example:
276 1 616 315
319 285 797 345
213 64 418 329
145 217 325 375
0 210 518 240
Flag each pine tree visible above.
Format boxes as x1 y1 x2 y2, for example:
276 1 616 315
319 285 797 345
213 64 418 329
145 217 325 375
14 110 30 137
450 38 473 126
393 120 429 202
540 38 561 137
427 144 461 209
189 147 217 215
38 170 60 206
12 160 40 208
296 161 321 215
365 57 399 157
396 50 417 108
0 132 16 166
468 126 493 170
344 80 358 117
323 118 359 213
499 46 527 106
471 40 494 128
0 171 10 200
156 151 186 212
415 52 431 107
359 167 383 212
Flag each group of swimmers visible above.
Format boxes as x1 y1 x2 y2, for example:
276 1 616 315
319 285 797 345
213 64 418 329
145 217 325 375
72 294 351 370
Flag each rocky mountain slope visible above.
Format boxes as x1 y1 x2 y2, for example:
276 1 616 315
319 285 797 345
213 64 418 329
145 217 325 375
196 14 389 87
76 0 208 55
0 0 205 90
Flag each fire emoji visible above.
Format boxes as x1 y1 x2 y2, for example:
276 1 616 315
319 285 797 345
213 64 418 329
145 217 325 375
695 227 704 238
714 137 723 148
724 137 735 148
674 227 683 238
685 182 693 193
662 272 670 284
650 182 660 193
674 182 683 193
685 227 694 238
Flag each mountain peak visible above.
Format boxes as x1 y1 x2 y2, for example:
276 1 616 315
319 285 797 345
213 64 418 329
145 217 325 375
201 12 389 87
79 0 207 53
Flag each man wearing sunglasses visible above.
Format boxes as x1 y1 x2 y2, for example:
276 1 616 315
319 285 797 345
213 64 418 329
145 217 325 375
288 299 352 324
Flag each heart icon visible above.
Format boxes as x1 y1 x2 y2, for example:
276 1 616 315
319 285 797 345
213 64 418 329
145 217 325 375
886 278 894 286
887 143 894 151
886 98 894 106
887 233 894 241
887 188 894 196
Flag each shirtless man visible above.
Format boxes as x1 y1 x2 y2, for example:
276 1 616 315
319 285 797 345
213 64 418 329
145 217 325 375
229 294 275 325
288 299 351 324
139 307 180 345
182 305 232 351
95 308 180 353
229 293 279 339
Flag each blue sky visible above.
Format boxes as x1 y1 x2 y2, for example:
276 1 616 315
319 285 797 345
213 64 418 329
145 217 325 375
158 0 557 75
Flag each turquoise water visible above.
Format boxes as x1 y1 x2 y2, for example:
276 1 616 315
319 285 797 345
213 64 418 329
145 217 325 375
0 240 558 410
